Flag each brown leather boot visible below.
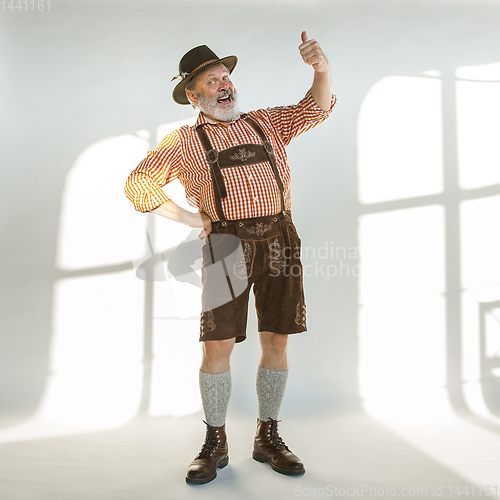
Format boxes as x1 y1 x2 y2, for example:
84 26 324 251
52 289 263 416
186 421 229 485
252 418 305 476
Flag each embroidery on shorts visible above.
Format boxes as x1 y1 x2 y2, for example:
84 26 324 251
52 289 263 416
295 302 306 328
269 237 285 274
201 310 216 336
234 241 253 279
229 148 256 162
247 222 272 236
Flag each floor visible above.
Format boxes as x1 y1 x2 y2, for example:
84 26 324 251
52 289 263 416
1 409 500 500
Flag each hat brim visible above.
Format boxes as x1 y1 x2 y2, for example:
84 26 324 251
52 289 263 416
172 55 238 105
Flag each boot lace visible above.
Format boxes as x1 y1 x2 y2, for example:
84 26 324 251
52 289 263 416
197 421 221 458
268 419 290 451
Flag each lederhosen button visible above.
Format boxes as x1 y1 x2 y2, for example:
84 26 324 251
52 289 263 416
263 141 274 155
206 149 219 163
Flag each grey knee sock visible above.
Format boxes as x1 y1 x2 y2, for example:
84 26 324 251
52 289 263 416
256 365 288 421
199 368 231 427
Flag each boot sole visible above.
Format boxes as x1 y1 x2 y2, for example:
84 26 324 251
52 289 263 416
252 451 305 476
185 456 229 485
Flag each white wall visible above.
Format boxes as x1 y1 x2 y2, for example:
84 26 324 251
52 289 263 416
1 0 500 431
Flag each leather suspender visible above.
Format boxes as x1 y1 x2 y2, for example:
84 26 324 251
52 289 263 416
195 116 286 222
243 116 286 205
195 125 228 222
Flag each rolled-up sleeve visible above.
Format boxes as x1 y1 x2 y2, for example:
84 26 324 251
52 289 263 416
266 90 337 146
124 131 182 212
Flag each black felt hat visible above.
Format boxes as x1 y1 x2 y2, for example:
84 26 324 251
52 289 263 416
171 45 238 105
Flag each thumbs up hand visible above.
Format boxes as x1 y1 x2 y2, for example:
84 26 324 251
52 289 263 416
298 31 329 73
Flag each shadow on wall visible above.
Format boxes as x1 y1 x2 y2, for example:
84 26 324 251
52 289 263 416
1 0 500 432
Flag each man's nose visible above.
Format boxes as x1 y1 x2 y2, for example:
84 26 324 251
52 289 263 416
219 81 229 91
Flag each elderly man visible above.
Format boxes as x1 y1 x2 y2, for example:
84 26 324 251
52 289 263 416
125 32 335 484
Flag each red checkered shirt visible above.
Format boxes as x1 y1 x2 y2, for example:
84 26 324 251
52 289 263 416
125 90 336 221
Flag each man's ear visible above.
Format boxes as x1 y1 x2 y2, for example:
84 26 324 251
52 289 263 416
186 89 198 106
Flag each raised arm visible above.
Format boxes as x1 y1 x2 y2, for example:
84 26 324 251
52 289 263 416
298 31 332 111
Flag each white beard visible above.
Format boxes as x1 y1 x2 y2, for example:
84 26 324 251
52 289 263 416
196 88 240 123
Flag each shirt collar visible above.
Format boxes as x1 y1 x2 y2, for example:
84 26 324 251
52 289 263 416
194 111 246 128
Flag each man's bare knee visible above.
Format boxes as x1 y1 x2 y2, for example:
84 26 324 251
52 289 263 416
259 331 288 354
259 331 288 371
201 338 236 374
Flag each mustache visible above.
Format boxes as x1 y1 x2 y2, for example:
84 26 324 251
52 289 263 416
216 89 235 100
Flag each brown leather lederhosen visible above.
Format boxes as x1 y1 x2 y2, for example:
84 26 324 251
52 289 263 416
195 115 307 343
